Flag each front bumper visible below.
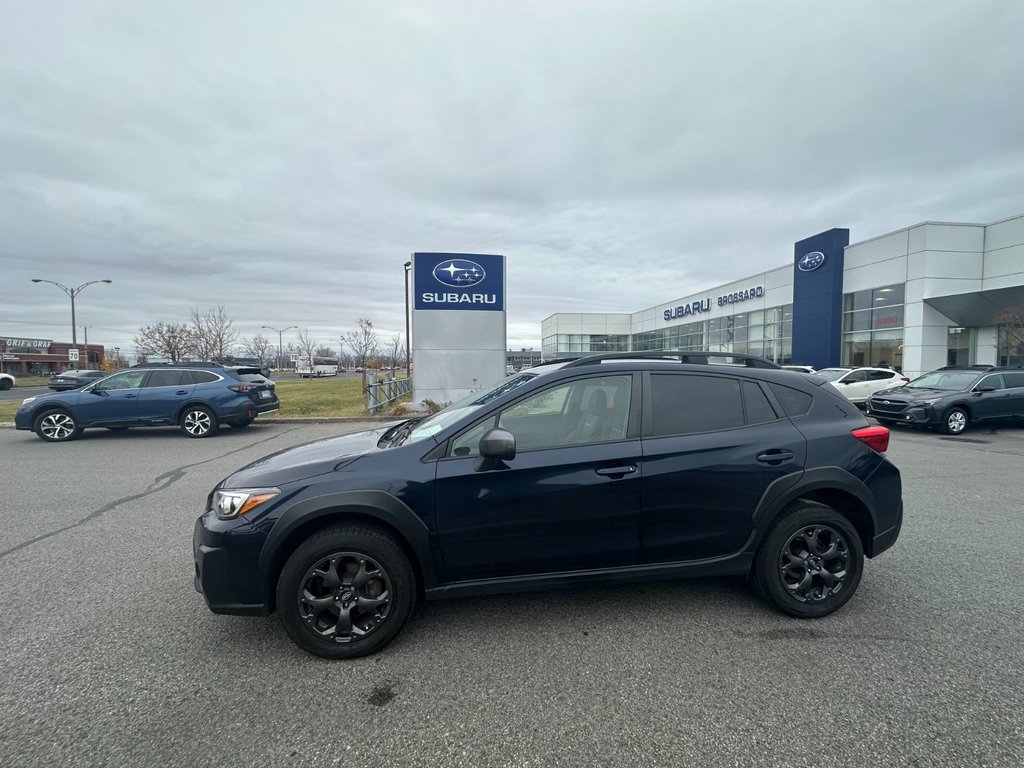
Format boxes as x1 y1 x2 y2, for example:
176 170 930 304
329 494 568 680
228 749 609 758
193 510 270 616
14 409 33 430
865 400 936 425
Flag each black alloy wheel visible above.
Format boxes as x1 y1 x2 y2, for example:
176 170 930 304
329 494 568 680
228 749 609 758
942 407 969 435
276 524 416 659
34 408 83 442
753 502 864 618
180 406 218 438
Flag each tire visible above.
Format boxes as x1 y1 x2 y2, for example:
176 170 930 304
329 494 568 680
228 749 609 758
0 378 11 390
753 501 864 618
180 406 219 438
34 408 84 442
276 524 416 660
941 407 969 435
227 419 252 429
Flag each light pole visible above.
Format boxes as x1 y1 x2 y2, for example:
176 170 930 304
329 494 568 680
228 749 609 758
81 325 90 366
404 261 412 379
262 325 297 371
31 279 112 354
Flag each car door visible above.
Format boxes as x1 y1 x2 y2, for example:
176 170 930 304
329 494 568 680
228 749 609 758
74 369 147 425
137 369 196 423
1001 372 1024 419
433 373 642 581
639 373 807 563
970 373 1010 421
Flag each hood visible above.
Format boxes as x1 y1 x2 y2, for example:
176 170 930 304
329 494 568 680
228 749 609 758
871 386 946 400
220 423 401 487
20 390 83 407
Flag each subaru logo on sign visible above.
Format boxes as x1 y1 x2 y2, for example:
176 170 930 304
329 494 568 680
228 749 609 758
433 259 486 288
798 251 826 272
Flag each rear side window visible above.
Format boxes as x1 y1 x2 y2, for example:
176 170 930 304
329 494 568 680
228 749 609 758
743 381 778 424
187 371 220 385
1003 372 1024 388
649 374 744 436
868 370 897 380
769 383 813 417
145 370 187 387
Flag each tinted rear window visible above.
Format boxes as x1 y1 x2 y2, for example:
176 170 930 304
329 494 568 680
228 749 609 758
769 383 813 417
649 374 744 436
187 371 220 384
145 370 187 387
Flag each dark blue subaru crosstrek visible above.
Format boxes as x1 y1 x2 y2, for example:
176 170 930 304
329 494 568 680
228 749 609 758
194 352 903 659
16 363 279 441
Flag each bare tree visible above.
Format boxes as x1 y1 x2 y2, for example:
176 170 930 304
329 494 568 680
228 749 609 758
314 344 336 358
384 334 404 375
240 334 274 368
189 305 238 360
133 322 193 362
342 319 380 374
295 329 319 375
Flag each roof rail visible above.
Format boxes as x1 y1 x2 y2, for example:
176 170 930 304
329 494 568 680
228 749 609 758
129 361 226 369
560 351 781 370
936 364 993 371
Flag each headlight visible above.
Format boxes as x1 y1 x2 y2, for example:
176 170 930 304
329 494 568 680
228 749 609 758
212 487 280 519
911 397 942 405
21 396 37 406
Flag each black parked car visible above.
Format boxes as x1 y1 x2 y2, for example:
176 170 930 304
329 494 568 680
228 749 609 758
866 365 1024 434
194 352 903 659
48 369 108 391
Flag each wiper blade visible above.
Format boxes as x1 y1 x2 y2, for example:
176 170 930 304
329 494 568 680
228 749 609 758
388 417 424 447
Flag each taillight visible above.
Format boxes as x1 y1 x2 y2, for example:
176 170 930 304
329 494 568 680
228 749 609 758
852 425 889 453
228 384 253 394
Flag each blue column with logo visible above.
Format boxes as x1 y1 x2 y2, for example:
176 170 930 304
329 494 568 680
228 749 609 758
791 229 849 369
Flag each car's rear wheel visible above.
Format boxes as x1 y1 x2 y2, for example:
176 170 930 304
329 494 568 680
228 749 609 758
0 378 11 390
753 502 863 618
180 406 218 438
941 407 969 435
227 418 252 428
276 524 416 659
34 408 84 442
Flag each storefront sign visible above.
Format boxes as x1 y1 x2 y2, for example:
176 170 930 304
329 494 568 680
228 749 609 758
717 285 764 306
664 299 711 321
3 337 51 348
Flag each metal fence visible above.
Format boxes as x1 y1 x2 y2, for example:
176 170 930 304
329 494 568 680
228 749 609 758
365 372 412 413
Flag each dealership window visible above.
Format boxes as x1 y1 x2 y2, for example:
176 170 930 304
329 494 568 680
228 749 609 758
843 285 905 370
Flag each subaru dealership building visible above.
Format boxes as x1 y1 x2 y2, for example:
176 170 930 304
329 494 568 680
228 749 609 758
542 212 1024 378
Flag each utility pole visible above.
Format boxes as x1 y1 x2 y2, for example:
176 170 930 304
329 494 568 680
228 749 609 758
31 278 112 363
262 325 297 372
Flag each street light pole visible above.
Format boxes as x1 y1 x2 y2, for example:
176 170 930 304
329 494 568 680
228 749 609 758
262 325 297 371
404 261 412 379
31 278 112 358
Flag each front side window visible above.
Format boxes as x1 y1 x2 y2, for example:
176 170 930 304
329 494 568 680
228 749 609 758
95 370 147 391
495 375 632 452
975 374 1005 391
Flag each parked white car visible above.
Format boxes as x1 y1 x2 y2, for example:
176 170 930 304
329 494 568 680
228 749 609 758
783 365 816 374
815 367 910 405
0 372 15 390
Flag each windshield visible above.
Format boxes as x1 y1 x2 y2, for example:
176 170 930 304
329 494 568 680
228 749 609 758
814 368 850 382
402 373 538 445
906 371 979 390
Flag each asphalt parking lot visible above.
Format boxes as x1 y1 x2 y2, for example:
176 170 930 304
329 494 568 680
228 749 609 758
1 421 1022 767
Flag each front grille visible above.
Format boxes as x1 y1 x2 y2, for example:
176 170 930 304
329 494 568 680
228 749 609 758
869 399 909 415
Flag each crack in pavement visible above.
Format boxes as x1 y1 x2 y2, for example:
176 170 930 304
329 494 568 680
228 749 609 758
0 426 307 561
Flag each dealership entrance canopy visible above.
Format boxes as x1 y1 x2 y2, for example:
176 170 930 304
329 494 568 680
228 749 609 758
542 212 1024 378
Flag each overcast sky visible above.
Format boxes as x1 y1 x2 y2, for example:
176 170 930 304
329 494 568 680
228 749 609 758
2 0 1023 357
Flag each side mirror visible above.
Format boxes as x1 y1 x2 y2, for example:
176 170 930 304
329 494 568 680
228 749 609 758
974 385 996 394
474 428 516 472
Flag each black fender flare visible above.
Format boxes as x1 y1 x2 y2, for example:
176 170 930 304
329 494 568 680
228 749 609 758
750 466 878 550
259 489 436 597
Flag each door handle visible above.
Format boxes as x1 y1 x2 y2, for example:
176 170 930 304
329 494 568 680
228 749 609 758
124 394 137 399
756 450 794 465
175 390 188 395
595 465 637 477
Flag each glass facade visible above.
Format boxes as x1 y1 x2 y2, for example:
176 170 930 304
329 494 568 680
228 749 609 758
842 284 905 369
543 305 794 364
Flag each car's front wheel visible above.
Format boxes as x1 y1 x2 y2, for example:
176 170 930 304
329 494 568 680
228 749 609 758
180 406 219 438
276 524 416 659
753 502 864 618
0 378 11 390
34 408 84 442
941 407 969 435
